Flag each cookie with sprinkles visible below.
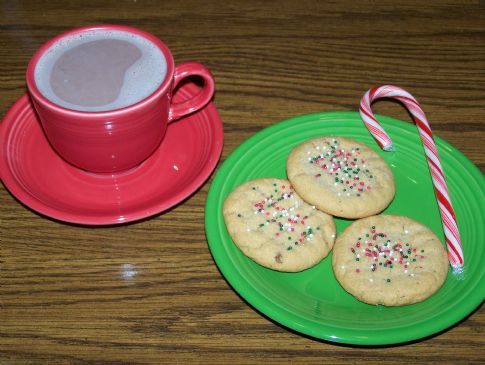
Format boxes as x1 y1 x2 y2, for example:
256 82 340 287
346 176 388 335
332 215 449 306
286 136 395 218
223 178 336 272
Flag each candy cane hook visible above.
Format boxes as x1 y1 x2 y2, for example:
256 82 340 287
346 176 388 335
359 85 464 270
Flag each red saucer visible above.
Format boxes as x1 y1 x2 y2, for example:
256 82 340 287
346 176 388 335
0 83 223 225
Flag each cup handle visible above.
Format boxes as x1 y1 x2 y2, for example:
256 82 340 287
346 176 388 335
168 62 215 123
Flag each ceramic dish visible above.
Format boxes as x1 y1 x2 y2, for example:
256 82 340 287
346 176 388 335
0 83 223 225
205 111 485 345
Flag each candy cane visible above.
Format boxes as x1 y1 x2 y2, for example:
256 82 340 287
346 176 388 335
359 85 464 270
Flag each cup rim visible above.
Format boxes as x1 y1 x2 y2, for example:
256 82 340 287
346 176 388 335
26 24 175 118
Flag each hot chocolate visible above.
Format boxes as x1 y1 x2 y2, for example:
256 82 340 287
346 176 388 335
34 29 167 112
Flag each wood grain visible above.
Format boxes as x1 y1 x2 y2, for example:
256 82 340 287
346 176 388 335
1 1 484 364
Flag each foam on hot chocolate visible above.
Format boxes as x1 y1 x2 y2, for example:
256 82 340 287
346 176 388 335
34 29 167 112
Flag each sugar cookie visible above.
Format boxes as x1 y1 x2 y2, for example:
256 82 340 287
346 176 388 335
287 136 395 218
223 178 336 272
332 215 449 306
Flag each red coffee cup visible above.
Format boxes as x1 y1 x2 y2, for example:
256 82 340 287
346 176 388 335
26 24 215 173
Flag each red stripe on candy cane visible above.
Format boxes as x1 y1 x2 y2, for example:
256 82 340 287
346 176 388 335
359 85 464 271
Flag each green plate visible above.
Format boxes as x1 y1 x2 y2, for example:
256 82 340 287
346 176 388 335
205 111 485 345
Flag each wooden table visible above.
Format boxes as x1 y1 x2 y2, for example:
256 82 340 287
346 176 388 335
1 1 484 363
